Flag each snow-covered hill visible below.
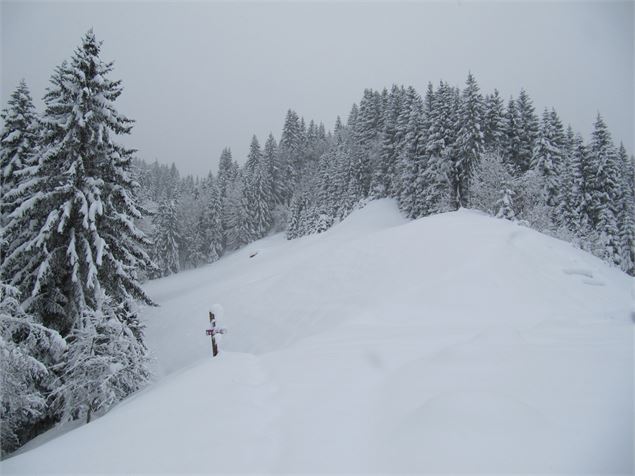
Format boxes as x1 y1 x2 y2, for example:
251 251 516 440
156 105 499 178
3 200 633 474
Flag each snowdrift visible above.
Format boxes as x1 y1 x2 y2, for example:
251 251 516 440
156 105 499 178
3 199 633 474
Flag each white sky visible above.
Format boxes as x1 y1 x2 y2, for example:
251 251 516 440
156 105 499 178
2 1 633 177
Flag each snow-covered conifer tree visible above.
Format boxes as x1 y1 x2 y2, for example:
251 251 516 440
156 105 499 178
262 133 284 206
496 185 516 221
286 193 307 240
454 72 484 208
332 144 356 219
0 80 39 226
0 283 65 455
245 161 274 240
351 89 383 199
514 89 539 173
199 178 224 263
616 143 635 274
224 171 252 249
470 151 513 216
586 114 621 265
397 87 425 217
245 135 262 176
279 109 303 199
217 148 234 201
482 89 505 153
559 131 588 237
504 96 521 174
531 108 564 209
3 30 155 339
152 198 180 276
51 294 150 424
372 85 404 198
419 81 455 215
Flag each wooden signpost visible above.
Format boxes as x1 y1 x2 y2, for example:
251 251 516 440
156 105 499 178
206 311 226 357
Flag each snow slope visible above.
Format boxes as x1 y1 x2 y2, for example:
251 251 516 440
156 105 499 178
3 199 633 474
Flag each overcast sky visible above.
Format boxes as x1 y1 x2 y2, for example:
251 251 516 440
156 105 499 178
2 1 633 177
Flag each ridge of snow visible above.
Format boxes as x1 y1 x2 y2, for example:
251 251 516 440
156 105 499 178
3 199 632 474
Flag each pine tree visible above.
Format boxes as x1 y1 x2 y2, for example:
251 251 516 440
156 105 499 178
372 85 404 198
504 96 521 174
224 171 252 249
217 148 234 200
0 282 65 455
549 108 566 152
616 143 635 274
245 161 274 240
586 114 621 265
262 133 285 206
50 294 151 424
397 87 425 217
286 193 307 239
531 108 564 210
3 30 155 334
483 89 505 153
454 72 485 208
245 135 262 175
177 184 204 269
515 89 539 173
1 31 154 448
470 151 514 217
152 198 180 276
1 80 39 227
559 131 588 236
347 103 359 129
332 143 356 219
496 184 516 221
200 178 224 263
354 89 387 147
351 89 383 198
419 81 456 215
279 109 303 199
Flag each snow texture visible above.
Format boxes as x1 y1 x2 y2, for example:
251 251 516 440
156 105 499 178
2 199 632 474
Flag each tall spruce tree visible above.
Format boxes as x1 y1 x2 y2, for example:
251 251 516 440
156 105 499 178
245 135 262 176
217 148 234 200
454 73 484 208
420 81 455 215
531 108 564 210
559 131 588 237
397 87 425 217
504 96 521 174
4 30 154 327
245 160 274 240
200 178 224 263
262 133 285 206
616 143 635 274
279 109 303 199
372 85 403 198
286 193 308 240
514 89 539 173
482 89 505 153
587 114 621 265
2 30 154 430
152 198 180 276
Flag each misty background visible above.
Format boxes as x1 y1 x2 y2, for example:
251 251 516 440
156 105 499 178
2 1 633 177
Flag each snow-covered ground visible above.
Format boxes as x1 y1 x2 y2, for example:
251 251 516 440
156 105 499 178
3 199 633 474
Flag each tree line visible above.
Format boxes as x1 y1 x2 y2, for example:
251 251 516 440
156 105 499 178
144 76 634 279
